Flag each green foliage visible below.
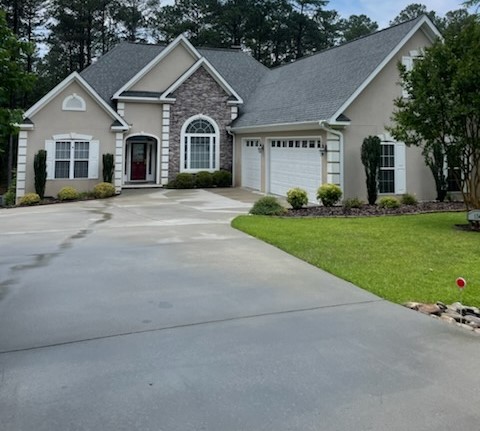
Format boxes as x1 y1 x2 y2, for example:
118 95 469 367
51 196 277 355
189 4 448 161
19 193 40 206
378 196 400 209
102 153 114 183
286 187 308 209
343 197 364 210
400 193 418 206
34 150 47 199
212 170 232 187
173 173 195 189
339 14 378 42
249 196 286 216
0 10 35 184
361 136 381 205
58 186 79 201
232 213 480 306
93 182 116 199
390 16 480 209
317 183 342 207
195 171 213 188
3 175 16 206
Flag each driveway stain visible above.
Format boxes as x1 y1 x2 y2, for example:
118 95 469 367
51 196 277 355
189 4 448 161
0 205 113 299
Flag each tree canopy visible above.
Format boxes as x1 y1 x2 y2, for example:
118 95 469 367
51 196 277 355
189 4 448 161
390 16 480 209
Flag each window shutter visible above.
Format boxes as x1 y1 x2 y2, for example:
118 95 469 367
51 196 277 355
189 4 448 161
45 140 55 179
395 142 406 194
88 140 99 179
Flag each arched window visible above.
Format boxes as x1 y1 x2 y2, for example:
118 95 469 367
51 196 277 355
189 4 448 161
62 93 86 111
181 116 219 172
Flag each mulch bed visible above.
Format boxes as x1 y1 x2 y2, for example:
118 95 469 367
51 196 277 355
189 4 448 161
287 201 466 217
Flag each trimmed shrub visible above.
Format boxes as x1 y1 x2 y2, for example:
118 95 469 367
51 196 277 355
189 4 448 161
212 170 232 187
102 153 114 183
400 193 418 206
34 149 47 199
93 182 116 198
361 136 382 205
58 186 79 201
19 193 41 206
195 171 214 188
343 197 364 210
378 196 400 209
286 187 308 210
3 176 16 206
317 184 342 207
173 173 195 189
250 196 286 216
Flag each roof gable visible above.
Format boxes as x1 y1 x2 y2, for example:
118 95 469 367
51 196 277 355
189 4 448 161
23 72 129 130
161 58 243 103
113 35 201 99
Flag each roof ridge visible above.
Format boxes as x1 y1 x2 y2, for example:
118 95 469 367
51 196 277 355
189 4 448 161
270 14 426 71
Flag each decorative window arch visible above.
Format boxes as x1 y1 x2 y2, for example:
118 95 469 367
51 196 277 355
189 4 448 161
180 115 220 172
62 93 86 111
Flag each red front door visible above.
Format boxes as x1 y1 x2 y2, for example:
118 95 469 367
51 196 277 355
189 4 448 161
131 142 146 180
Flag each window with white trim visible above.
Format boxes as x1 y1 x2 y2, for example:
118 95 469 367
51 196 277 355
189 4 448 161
379 143 395 194
46 137 99 180
182 117 219 172
62 93 86 111
401 50 421 98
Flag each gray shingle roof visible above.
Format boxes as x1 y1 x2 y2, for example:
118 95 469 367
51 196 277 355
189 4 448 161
80 16 425 127
80 43 268 106
233 16 424 128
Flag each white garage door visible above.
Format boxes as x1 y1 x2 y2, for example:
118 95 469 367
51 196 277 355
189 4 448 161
241 139 261 190
269 139 323 203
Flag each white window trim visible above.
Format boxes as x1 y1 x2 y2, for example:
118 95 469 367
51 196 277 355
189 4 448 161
401 50 422 98
62 93 86 111
378 133 406 195
46 137 99 180
180 115 220 173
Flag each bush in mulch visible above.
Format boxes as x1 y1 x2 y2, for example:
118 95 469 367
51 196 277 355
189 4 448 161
287 201 467 218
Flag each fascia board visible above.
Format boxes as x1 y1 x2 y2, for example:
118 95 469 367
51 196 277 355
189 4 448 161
329 16 441 124
112 35 202 99
160 58 243 104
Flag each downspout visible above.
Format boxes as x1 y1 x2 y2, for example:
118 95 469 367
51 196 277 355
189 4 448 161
226 126 236 186
319 120 345 193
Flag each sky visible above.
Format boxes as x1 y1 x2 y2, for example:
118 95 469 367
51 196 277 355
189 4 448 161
328 0 470 27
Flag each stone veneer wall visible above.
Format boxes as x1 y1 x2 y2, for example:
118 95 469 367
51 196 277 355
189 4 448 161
168 67 233 181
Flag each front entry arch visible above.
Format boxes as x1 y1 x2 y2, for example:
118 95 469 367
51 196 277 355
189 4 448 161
125 135 158 183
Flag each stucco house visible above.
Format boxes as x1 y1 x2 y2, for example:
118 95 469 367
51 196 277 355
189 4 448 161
16 15 443 203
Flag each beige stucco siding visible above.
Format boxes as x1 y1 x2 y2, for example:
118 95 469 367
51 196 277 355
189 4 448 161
342 29 436 201
234 129 327 192
123 103 163 139
26 81 116 197
131 44 197 93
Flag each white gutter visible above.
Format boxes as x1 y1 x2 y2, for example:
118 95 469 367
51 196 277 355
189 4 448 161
319 120 345 193
226 126 236 186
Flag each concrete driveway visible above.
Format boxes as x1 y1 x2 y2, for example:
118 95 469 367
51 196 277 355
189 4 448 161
0 188 479 431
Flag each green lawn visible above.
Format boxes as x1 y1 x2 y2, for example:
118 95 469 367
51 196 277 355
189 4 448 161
232 212 480 306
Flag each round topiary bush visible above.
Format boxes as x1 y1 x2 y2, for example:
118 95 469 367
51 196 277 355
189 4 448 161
212 170 232 187
195 171 214 188
19 193 41 206
378 196 400 209
93 182 116 199
317 184 342 207
250 196 286 216
173 173 195 189
400 193 418 206
286 187 308 209
58 186 79 201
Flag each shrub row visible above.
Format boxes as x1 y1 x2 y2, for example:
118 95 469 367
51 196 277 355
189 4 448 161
169 170 232 189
